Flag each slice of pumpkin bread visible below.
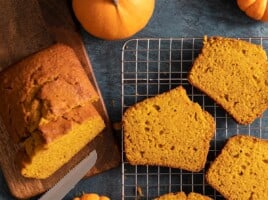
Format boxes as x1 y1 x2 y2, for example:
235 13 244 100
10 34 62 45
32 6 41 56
188 36 268 124
206 135 268 200
187 192 212 200
123 86 215 172
154 191 212 200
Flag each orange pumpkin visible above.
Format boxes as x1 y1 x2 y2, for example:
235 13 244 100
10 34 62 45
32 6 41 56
237 0 268 22
72 0 155 40
73 193 110 200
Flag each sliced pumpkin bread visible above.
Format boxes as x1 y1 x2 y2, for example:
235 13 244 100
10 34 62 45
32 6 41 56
188 36 268 124
206 135 268 200
123 86 215 172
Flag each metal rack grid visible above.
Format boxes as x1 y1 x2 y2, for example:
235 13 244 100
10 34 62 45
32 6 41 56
121 37 268 200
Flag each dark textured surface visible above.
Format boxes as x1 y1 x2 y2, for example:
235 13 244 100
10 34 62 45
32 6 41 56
1 0 268 199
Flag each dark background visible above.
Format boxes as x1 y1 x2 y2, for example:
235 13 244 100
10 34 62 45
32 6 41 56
1 0 268 199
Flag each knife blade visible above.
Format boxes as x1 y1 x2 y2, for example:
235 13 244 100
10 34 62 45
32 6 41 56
39 150 97 200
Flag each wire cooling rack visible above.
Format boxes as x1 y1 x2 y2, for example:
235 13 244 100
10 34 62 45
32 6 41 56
121 37 268 200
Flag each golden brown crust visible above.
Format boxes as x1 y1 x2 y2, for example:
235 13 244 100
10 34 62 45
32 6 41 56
188 36 268 125
0 43 98 143
39 103 100 143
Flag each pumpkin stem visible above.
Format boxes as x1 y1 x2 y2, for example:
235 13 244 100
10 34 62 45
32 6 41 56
113 0 118 6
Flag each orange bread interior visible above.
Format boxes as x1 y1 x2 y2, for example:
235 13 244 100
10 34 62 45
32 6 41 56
123 86 215 172
189 36 268 124
206 135 268 200
21 104 105 179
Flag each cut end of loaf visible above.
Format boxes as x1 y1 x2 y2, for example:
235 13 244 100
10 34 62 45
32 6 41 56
21 107 105 179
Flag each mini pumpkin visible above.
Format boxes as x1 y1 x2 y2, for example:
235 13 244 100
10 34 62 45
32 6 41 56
237 0 268 22
72 0 155 40
73 193 110 200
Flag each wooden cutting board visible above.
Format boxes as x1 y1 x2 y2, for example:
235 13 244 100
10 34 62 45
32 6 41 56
0 0 121 199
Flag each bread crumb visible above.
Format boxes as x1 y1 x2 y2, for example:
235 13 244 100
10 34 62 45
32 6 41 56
137 186 144 197
112 122 122 131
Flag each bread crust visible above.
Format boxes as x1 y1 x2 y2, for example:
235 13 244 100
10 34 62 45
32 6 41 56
0 43 98 143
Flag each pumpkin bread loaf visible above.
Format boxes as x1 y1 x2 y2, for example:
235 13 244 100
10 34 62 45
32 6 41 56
188 36 268 125
123 86 215 172
206 135 268 200
154 191 212 200
0 44 105 179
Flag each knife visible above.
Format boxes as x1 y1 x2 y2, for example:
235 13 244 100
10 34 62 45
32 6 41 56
39 150 97 200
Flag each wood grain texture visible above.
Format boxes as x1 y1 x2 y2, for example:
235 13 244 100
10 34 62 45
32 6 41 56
0 0 53 70
0 0 120 199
